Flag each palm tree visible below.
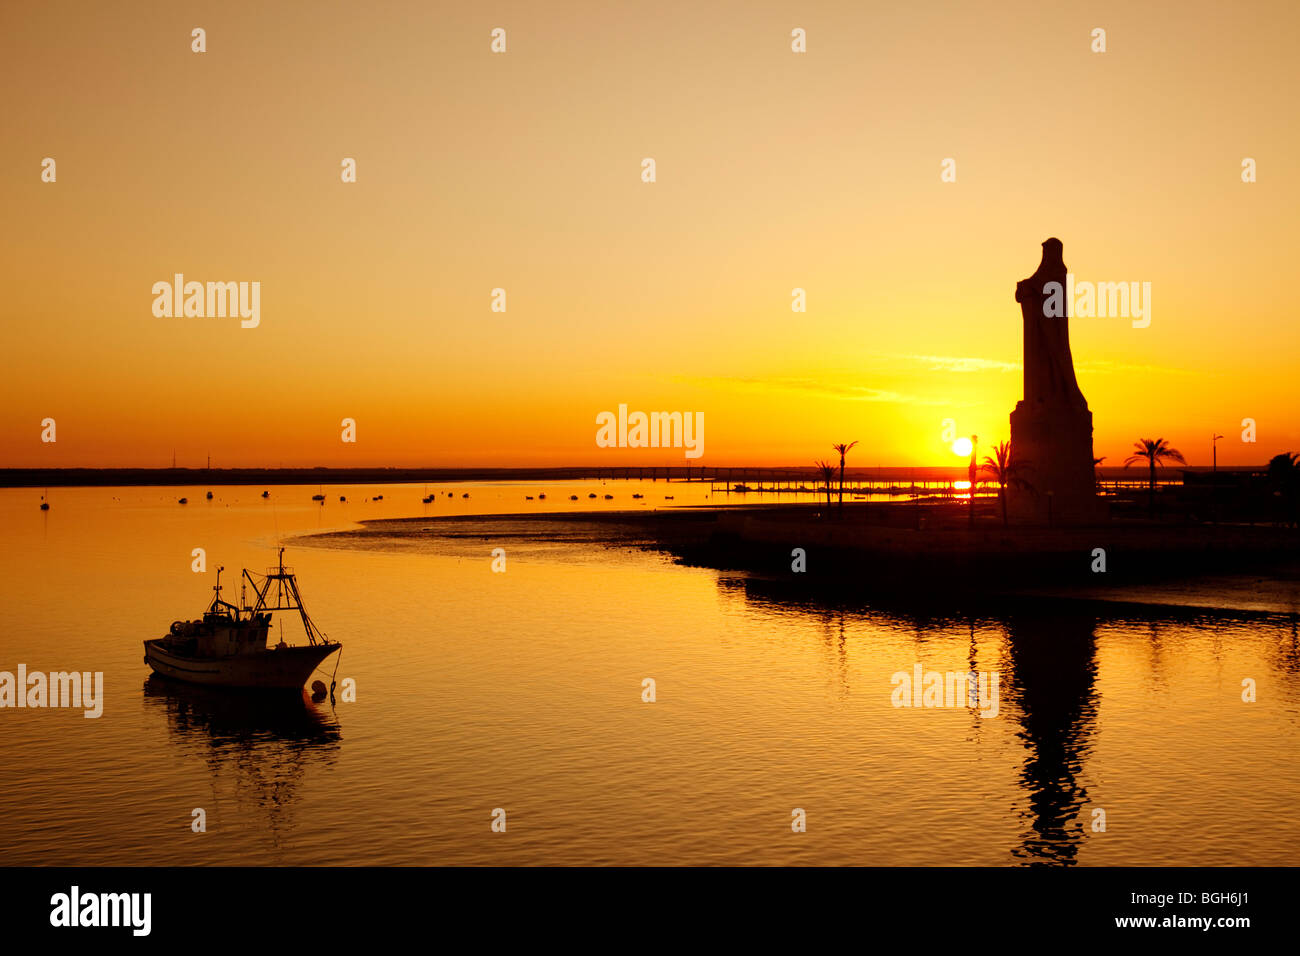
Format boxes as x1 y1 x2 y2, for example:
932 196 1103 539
831 441 858 510
979 440 1032 526
814 459 837 510
1124 438 1186 516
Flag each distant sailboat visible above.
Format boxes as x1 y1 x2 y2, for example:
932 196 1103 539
40 488 50 511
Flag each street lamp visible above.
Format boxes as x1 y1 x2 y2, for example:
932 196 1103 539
968 435 978 528
1212 433 1224 524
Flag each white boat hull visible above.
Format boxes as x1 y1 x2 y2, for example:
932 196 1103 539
144 639 340 690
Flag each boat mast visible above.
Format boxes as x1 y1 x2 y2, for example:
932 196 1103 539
241 548 327 645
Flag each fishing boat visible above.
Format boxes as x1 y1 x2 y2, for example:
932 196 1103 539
144 549 342 691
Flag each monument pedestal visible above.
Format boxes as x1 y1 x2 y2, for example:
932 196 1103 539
1007 401 1104 524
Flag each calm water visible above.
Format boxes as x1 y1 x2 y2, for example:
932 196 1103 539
1 483 1298 865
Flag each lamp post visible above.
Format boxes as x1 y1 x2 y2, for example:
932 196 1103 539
1212 433 1224 524
968 435 978 528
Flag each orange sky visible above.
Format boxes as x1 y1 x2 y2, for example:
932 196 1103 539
2 0 1297 468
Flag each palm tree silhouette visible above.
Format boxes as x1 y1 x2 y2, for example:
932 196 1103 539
831 441 858 510
980 440 1033 526
1093 456 1107 492
814 459 838 511
1124 438 1186 516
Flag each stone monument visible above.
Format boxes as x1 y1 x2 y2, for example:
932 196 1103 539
1007 238 1105 523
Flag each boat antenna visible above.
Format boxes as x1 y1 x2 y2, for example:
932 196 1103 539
210 565 224 610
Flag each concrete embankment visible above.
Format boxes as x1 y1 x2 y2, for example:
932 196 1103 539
667 506 1300 589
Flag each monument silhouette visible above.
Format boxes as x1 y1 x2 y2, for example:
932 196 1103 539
1007 239 1105 523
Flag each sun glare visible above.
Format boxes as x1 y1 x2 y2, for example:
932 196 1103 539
951 437 973 457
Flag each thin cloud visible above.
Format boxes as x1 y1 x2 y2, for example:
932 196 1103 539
883 354 1020 373
877 353 1196 377
679 375 958 406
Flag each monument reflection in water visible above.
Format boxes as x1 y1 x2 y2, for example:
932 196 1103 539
1002 610 1099 865
733 577 1105 865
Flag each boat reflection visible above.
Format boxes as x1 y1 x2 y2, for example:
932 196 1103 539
142 676 342 841
144 675 341 742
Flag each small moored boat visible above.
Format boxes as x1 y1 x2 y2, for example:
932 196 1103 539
144 549 342 691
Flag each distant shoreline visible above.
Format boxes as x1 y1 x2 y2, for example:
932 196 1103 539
0 464 1244 489
0 464 968 489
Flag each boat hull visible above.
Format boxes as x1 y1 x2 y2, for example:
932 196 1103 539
144 639 340 690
